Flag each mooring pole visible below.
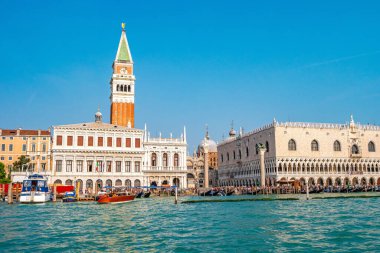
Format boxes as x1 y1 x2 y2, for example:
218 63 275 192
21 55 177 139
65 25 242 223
8 183 13 204
53 184 57 202
306 181 310 200
175 187 178 204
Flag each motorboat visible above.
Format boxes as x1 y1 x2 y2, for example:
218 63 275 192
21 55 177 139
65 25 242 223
97 192 135 204
62 191 77 202
20 174 51 204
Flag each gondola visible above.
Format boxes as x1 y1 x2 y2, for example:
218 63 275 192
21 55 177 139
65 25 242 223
226 191 234 196
143 192 151 198
135 191 144 198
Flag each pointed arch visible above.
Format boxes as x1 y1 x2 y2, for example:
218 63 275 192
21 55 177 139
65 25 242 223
368 141 376 152
288 139 296 151
333 140 341 151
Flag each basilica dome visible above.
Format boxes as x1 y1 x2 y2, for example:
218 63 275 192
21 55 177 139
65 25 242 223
197 136 217 153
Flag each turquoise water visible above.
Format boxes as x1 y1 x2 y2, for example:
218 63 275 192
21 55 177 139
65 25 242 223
1 194 380 252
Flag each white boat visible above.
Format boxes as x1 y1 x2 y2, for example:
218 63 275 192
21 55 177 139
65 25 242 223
20 174 51 203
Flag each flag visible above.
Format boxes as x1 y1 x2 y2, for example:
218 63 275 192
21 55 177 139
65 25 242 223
96 162 99 172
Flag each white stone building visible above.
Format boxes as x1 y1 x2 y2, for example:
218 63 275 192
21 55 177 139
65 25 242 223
51 112 187 192
218 116 380 187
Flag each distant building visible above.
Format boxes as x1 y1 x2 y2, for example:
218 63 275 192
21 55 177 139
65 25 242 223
0 129 51 174
218 116 380 187
187 129 218 188
50 24 187 192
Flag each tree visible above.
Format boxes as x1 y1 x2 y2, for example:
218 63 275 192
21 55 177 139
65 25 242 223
12 155 30 172
0 162 11 184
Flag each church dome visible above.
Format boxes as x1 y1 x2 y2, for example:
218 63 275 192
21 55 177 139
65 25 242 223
229 128 236 137
197 137 218 153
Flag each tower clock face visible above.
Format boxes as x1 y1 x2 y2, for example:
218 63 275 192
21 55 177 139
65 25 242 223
120 68 127 74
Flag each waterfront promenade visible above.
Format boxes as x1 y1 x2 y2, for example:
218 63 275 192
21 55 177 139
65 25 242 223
1 194 380 252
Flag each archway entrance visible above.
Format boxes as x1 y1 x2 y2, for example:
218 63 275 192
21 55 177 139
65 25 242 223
96 179 103 192
308 178 315 186
65 179 73 186
162 180 169 186
352 177 359 186
106 179 112 187
125 179 131 188
335 178 342 186
150 181 157 187
361 178 367 186
134 179 141 187
326 178 333 186
173 178 180 187
54 179 62 185
77 179 83 194
86 179 93 194
343 177 350 187
369 177 375 186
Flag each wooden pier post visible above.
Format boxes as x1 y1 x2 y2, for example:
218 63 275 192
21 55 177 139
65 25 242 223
53 184 57 202
306 181 310 200
8 183 13 204
175 187 178 204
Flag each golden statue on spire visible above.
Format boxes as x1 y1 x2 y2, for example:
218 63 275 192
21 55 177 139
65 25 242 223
121 22 126 30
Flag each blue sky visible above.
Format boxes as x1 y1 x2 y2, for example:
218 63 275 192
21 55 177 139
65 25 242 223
1 1 380 151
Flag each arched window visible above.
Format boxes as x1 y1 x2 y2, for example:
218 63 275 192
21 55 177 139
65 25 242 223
368 141 376 152
174 153 179 167
221 154 224 162
227 152 229 161
266 141 269 152
128 85 131 92
288 139 296 151
116 85 119 91
163 153 168 167
233 151 236 160
311 140 319 151
246 147 249 157
124 85 127 92
352 145 359 154
334 140 341 151
151 153 157 166
238 150 241 159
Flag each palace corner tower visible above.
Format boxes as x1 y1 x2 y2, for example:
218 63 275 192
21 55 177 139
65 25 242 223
110 24 135 128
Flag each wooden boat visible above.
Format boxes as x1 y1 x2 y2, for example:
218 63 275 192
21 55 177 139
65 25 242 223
97 193 135 204
62 191 77 202
143 192 151 198
135 191 144 198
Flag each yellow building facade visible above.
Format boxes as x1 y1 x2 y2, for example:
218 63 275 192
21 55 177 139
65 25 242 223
0 129 51 174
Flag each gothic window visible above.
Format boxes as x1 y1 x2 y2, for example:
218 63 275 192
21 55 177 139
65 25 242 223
123 85 127 92
238 150 241 159
334 140 341 151
151 153 157 167
368 141 376 152
221 154 224 162
163 153 168 167
246 147 249 157
266 141 269 152
233 151 236 160
311 140 319 151
128 85 131 92
288 139 296 151
116 85 119 91
352 145 359 154
227 152 229 161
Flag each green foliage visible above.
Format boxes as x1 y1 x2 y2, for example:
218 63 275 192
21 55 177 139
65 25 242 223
0 162 11 184
12 155 30 172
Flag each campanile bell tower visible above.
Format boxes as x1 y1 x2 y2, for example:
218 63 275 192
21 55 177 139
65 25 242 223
110 23 135 128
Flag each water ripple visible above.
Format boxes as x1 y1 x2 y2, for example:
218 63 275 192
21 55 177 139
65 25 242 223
1 195 380 252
